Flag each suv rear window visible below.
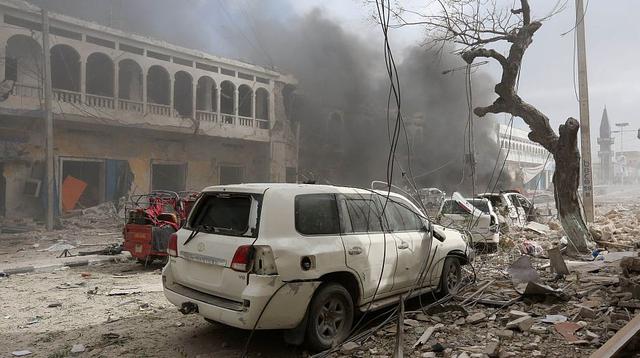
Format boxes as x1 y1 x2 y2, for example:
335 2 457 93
188 192 262 238
295 194 340 235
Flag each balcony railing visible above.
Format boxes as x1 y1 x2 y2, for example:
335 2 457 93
9 85 270 131
12 83 41 98
147 103 172 117
53 89 82 104
238 116 253 127
221 114 236 125
256 119 269 129
118 99 144 113
196 110 218 122
86 93 115 109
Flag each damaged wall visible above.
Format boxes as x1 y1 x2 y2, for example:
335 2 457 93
0 116 270 219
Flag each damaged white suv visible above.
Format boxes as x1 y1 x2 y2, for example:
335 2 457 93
162 184 472 350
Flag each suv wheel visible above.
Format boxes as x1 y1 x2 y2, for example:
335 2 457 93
440 257 462 296
305 283 354 351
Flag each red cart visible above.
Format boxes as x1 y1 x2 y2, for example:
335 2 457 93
123 190 200 265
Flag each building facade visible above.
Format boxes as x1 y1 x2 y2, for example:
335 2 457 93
497 123 554 191
0 0 298 219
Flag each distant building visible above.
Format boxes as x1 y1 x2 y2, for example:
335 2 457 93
497 123 554 191
0 0 298 219
597 107 614 185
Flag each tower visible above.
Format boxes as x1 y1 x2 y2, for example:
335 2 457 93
597 107 614 184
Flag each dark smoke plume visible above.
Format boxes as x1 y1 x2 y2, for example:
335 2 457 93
32 0 511 194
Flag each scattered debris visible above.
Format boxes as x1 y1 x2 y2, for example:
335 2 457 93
11 351 32 357
70 344 86 353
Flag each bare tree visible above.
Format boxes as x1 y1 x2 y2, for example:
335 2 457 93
390 0 591 254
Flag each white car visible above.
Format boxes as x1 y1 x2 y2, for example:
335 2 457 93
477 191 536 229
162 183 472 350
438 193 500 248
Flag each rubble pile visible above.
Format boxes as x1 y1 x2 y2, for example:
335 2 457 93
328 205 640 358
59 201 122 230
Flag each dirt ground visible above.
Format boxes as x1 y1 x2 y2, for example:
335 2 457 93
0 262 301 358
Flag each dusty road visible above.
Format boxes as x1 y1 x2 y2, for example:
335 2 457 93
0 262 302 358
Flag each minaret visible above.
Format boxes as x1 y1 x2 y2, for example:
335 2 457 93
597 107 614 184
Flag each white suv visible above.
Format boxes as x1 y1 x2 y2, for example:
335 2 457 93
162 184 472 350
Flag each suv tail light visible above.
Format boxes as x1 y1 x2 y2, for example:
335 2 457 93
167 233 178 257
231 245 253 272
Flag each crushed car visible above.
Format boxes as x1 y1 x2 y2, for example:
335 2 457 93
476 190 537 230
162 183 473 350
438 192 500 249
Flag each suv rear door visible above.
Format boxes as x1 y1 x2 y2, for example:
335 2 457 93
171 191 262 299
338 193 397 300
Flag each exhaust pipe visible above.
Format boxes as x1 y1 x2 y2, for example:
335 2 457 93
178 302 198 315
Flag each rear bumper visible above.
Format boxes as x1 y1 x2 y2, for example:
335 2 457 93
162 264 320 330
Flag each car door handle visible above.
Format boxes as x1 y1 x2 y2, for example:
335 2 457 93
398 242 409 250
348 247 363 255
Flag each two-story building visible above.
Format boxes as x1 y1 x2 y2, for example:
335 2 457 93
0 0 298 219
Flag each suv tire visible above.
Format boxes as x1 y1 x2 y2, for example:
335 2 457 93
305 283 354 351
439 257 462 296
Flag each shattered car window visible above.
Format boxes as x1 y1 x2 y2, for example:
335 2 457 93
188 193 261 238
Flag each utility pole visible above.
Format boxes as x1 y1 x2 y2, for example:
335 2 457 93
575 0 594 222
42 9 55 230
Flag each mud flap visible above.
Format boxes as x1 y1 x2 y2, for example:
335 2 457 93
283 304 309 346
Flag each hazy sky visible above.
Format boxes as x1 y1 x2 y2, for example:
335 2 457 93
288 0 640 155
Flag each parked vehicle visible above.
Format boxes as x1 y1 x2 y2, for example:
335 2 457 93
418 187 446 209
162 183 472 350
437 192 500 248
476 190 536 229
123 190 199 265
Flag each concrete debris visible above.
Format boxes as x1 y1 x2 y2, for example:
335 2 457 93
340 341 360 354
70 344 86 353
466 312 487 324
11 351 32 357
506 316 534 332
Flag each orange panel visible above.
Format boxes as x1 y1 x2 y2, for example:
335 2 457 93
61 175 87 211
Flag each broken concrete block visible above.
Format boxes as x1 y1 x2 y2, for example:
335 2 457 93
421 353 436 358
340 341 360 353
578 307 596 319
484 341 500 357
508 310 529 319
529 325 548 334
466 312 487 324
70 344 85 353
403 318 420 327
620 256 640 273
506 316 534 332
496 329 514 338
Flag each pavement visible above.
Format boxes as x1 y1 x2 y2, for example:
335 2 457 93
0 252 131 275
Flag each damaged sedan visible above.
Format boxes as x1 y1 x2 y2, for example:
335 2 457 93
162 183 472 350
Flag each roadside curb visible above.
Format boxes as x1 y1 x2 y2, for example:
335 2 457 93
0 254 130 276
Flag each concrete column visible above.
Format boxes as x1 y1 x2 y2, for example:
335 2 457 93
80 57 86 102
269 88 275 124
233 87 239 116
142 71 147 113
191 81 197 118
215 85 221 117
169 77 175 114
113 61 119 101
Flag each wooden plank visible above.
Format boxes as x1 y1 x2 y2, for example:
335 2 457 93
590 314 640 358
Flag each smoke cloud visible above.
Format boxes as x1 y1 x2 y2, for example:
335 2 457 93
32 0 511 194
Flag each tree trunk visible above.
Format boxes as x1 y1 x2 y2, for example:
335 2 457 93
552 118 591 254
